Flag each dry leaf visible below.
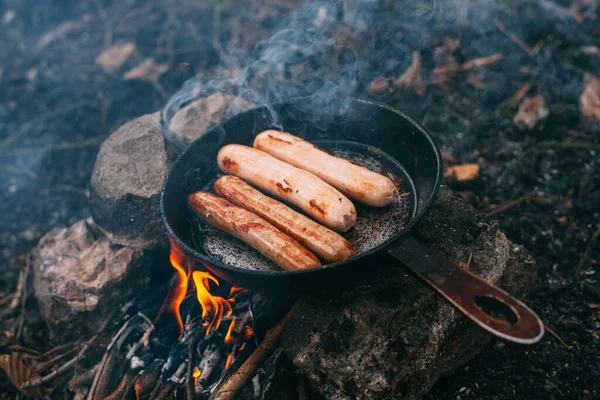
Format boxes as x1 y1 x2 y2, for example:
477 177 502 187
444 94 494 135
581 46 599 55
514 95 549 129
467 73 486 89
0 353 45 397
123 58 168 82
369 76 390 94
394 51 425 94
460 53 502 71
502 81 531 108
440 149 457 164
96 42 136 74
581 73 600 121
444 37 460 52
432 55 461 89
443 164 480 182
433 52 502 89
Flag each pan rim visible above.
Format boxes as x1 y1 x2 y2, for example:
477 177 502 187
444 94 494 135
160 98 443 277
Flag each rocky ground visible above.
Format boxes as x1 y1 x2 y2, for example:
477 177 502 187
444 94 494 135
1 0 599 399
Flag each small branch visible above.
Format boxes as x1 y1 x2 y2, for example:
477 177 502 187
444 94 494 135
9 259 27 311
37 347 78 374
87 317 138 400
209 304 296 400
0 135 109 157
465 253 473 270
186 334 199 400
497 141 600 183
459 52 503 71
0 103 89 150
575 224 600 280
544 324 573 350
16 255 31 339
483 190 538 216
21 301 133 388
494 18 532 54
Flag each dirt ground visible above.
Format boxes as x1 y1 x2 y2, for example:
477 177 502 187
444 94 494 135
1 0 599 398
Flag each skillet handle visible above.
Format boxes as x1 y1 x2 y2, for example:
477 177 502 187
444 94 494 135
389 236 544 344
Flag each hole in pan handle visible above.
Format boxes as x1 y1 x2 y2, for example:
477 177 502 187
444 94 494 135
389 236 545 344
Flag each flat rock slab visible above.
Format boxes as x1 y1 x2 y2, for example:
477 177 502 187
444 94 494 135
32 218 151 339
281 186 536 400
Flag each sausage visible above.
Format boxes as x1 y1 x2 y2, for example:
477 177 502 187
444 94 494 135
217 144 356 232
214 175 355 263
254 130 398 207
188 191 321 271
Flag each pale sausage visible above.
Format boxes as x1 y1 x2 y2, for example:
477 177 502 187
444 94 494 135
188 191 321 271
214 175 355 263
254 130 398 207
217 144 356 232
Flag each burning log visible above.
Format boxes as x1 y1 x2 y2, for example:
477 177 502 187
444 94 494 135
209 305 295 400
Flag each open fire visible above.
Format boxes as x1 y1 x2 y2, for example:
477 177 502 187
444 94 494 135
161 239 257 396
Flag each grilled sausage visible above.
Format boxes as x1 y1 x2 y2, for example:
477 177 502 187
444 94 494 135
214 175 355 263
217 144 356 232
188 191 321 271
254 130 398 207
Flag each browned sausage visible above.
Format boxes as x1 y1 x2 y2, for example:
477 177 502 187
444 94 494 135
217 144 356 232
214 175 355 263
254 130 398 207
188 191 321 271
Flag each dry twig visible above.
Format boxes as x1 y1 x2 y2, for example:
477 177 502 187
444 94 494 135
465 253 473 270
497 141 600 182
483 190 538 216
209 305 296 400
575 224 600 280
502 81 531 108
494 18 532 54
16 256 31 339
544 324 573 350
21 301 133 388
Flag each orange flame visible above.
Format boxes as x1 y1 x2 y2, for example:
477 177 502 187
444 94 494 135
192 271 234 336
225 353 233 370
167 238 191 335
224 317 254 345
224 317 237 345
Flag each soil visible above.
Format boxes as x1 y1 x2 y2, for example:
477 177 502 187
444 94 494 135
1 0 599 399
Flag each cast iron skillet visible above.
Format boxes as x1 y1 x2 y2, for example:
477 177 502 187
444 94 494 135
160 98 544 344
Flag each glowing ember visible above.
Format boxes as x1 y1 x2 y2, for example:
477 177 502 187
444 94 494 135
192 368 201 386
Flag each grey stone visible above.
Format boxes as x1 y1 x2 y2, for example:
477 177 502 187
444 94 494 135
32 218 151 338
281 186 537 400
89 111 168 250
169 92 255 144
